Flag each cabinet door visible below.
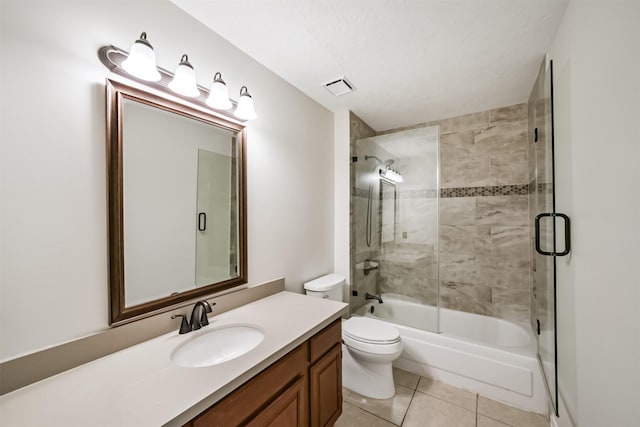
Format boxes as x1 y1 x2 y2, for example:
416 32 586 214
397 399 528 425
246 376 307 427
310 345 342 427
190 345 307 427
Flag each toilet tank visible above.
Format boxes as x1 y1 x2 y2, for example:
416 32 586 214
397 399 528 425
303 274 345 302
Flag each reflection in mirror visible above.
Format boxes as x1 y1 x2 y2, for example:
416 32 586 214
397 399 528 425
380 180 396 244
107 79 246 324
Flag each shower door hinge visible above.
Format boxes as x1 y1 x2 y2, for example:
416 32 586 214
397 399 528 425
536 319 541 335
534 128 539 143
352 156 358 162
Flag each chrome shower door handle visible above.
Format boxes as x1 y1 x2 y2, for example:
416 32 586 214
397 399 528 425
198 212 207 231
535 212 571 256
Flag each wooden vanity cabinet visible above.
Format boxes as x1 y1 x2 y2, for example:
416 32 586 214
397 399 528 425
309 319 342 427
185 319 342 427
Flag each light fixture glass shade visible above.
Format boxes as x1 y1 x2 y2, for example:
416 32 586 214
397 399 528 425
234 86 257 120
121 32 161 81
380 166 403 183
205 72 232 110
168 54 200 97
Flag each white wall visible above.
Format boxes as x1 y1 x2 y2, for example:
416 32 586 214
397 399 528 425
548 1 640 426
334 110 350 292
0 1 334 360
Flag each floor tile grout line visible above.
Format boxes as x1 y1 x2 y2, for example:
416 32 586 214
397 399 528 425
478 413 520 427
475 393 479 426
399 387 418 426
411 387 478 414
349 403 403 427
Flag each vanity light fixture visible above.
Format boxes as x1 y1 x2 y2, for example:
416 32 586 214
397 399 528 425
120 32 161 82
168 54 201 98
98 32 258 120
234 86 257 120
380 165 403 183
205 72 232 110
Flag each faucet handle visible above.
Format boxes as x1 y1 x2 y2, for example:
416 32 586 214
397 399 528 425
171 314 191 334
202 300 215 313
199 301 216 325
200 310 209 326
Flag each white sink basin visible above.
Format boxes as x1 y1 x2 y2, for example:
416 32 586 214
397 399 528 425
171 324 264 368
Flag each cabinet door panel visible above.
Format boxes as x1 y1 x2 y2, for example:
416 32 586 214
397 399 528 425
246 376 307 427
191 345 307 427
310 345 342 427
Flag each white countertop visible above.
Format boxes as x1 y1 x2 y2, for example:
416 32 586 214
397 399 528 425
0 291 348 426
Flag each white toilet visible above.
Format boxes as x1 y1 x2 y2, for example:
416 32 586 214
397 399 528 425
304 274 403 399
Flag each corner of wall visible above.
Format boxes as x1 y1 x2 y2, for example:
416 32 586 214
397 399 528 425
334 110 351 285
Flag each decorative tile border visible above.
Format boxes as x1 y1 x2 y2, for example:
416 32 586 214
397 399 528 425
440 184 529 198
528 180 554 194
354 184 530 199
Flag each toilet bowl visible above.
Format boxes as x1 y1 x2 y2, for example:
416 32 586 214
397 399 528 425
303 274 403 400
341 316 403 399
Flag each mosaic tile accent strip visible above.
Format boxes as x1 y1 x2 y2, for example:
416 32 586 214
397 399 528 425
440 184 529 198
355 185 530 199
527 180 554 194
537 182 554 194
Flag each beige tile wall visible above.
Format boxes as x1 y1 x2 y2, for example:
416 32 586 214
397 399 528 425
349 113 377 311
350 104 530 324
435 103 530 323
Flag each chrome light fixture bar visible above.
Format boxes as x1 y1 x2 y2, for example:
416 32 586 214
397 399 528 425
98 34 255 121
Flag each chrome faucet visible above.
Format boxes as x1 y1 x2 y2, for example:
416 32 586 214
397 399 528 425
365 293 383 304
171 300 216 334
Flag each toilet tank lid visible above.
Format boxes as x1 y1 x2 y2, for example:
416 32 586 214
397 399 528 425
303 274 346 291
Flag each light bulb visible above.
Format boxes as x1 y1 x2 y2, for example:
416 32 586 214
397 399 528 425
233 86 257 120
205 72 232 110
121 32 161 81
168 54 200 97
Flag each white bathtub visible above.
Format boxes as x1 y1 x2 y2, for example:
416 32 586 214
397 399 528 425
354 294 547 415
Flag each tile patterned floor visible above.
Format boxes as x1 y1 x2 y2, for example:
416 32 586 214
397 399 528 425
335 368 548 427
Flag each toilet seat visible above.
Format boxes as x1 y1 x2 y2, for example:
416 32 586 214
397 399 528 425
342 333 403 355
342 317 401 354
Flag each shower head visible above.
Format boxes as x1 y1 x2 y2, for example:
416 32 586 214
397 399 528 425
364 155 395 167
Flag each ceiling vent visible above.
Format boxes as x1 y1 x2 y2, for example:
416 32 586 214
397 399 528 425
323 76 355 96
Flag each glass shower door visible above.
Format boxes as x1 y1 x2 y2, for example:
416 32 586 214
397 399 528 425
350 126 440 332
529 59 570 416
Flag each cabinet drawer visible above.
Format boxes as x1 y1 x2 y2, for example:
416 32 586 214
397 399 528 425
309 319 341 364
191 344 308 427
246 376 307 427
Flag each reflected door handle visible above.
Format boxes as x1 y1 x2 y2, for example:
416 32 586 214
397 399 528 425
535 212 571 256
198 212 206 231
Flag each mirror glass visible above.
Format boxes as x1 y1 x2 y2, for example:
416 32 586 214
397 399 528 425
380 180 396 244
107 79 246 324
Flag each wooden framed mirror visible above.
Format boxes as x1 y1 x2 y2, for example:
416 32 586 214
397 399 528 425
106 79 247 324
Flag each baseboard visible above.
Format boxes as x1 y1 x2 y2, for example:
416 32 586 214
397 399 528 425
552 391 575 427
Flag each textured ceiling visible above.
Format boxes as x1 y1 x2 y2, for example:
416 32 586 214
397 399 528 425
172 0 568 131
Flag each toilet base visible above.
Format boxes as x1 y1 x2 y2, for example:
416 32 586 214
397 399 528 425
342 344 397 399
